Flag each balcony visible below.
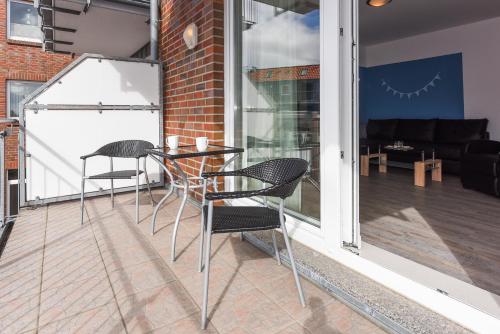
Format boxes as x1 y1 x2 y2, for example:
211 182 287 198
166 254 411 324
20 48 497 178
0 191 386 333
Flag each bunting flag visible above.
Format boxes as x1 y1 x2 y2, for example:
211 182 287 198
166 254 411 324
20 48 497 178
381 72 441 100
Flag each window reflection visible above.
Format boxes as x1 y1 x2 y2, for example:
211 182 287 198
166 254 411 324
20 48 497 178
9 1 42 42
236 0 321 223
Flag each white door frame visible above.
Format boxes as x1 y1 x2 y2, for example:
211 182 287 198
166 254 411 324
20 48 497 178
223 0 339 253
223 0 500 332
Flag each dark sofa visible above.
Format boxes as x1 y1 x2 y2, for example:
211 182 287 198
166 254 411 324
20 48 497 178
363 118 489 174
461 140 500 197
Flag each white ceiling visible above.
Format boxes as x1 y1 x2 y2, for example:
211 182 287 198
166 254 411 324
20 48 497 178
360 0 500 46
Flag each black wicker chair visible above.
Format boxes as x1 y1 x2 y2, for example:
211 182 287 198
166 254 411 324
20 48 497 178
199 158 308 329
80 140 155 225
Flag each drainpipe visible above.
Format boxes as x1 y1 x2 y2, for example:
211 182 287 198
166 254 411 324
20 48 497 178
150 0 159 60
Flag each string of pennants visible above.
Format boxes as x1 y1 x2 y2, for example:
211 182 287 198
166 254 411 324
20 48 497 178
381 72 442 100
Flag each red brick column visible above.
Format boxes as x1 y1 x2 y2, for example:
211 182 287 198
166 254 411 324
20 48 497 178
160 0 225 200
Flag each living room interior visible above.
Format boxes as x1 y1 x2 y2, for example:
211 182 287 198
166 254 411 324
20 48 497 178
357 0 500 314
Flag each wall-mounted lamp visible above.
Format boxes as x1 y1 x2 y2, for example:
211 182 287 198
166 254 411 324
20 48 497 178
367 0 392 7
183 23 198 50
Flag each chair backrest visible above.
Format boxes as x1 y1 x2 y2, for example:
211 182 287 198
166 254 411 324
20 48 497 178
243 158 309 199
95 140 154 158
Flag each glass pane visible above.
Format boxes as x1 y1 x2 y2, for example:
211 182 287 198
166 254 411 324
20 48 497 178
235 0 321 224
9 1 42 41
8 81 43 118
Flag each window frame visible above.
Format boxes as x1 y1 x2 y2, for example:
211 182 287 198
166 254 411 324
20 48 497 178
7 0 43 43
6 80 43 119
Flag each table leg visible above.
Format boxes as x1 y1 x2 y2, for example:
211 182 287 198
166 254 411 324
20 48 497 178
432 160 442 182
414 161 426 187
361 155 369 176
379 154 387 174
171 159 189 262
198 178 207 272
149 155 175 235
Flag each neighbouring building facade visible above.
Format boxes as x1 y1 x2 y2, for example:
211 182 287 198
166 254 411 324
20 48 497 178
1 0 71 213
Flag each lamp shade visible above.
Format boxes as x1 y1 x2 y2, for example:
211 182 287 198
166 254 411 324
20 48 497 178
183 23 198 50
367 0 392 7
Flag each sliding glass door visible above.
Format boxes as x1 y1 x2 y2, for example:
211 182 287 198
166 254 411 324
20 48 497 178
233 0 321 225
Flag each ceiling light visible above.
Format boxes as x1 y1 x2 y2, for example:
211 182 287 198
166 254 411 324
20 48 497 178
367 0 392 7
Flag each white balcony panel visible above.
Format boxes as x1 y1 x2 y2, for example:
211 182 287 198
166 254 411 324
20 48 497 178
22 55 162 205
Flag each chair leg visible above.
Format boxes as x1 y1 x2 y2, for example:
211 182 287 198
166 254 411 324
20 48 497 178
80 159 86 225
272 229 281 266
279 200 305 307
198 179 208 272
110 158 114 208
201 201 214 329
110 179 114 208
143 157 155 206
135 158 140 224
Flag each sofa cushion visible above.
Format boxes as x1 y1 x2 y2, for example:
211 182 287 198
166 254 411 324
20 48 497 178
366 119 398 141
436 119 488 144
395 119 437 142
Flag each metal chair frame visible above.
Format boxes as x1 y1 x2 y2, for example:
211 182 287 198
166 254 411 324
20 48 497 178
198 158 308 329
80 140 155 225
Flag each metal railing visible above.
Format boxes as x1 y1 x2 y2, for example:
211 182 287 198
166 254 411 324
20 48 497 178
0 118 19 229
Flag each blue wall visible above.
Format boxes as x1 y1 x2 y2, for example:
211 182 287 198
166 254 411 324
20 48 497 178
360 53 465 124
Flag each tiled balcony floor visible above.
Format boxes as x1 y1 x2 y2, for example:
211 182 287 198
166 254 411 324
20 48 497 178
0 190 387 334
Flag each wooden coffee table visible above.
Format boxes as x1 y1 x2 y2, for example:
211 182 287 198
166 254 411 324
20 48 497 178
361 152 387 176
414 159 442 187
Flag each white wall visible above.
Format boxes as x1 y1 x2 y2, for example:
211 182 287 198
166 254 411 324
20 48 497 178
360 17 500 140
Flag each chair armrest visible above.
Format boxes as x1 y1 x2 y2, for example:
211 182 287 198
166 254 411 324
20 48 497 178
80 152 100 159
201 170 244 178
465 140 500 154
205 186 276 201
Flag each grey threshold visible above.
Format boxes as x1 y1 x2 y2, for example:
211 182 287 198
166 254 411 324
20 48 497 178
243 230 472 334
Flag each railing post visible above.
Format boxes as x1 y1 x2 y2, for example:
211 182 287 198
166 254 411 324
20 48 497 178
0 130 6 228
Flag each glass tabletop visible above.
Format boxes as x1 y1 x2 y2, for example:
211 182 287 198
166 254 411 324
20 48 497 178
147 144 244 160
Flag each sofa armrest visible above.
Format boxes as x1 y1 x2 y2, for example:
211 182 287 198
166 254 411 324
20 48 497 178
465 140 500 154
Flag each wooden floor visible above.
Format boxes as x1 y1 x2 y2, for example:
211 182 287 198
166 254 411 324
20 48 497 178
360 166 500 296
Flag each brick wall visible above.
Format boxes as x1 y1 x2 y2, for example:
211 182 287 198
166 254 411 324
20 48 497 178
160 0 225 200
0 0 72 170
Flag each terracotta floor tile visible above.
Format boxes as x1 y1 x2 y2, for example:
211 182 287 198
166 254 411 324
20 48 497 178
100 244 160 273
257 272 335 320
296 300 357 333
237 256 291 286
148 313 218 334
181 267 254 307
108 259 176 299
38 303 125 334
0 294 39 334
208 288 295 334
0 269 41 303
0 194 387 334
117 282 199 333
39 276 115 326
276 323 311 334
41 253 107 290
0 250 43 276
